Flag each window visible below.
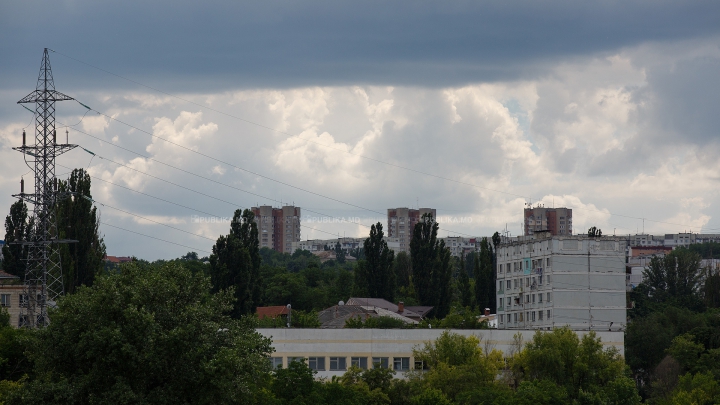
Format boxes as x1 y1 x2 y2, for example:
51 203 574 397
532 294 536 303
351 357 368 369
547 310 551 319
547 292 552 302
506 280 511 289
506 263 511 272
538 294 543 303
525 295 530 303
19 294 28 308
330 357 347 371
498 264 502 274
393 357 410 371
547 275 551 283
546 258 551 266
288 357 305 365
499 298 504 309
526 278 530 287
308 357 325 371
514 279 518 289
539 311 544 320
538 274 543 285
0 294 10 307
499 314 504 323
513 313 518 323
18 315 28 328
372 357 389 369
270 357 283 369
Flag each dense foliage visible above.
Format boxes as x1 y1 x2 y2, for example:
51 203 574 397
2 262 273 404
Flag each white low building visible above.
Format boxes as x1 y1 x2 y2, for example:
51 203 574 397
258 328 625 379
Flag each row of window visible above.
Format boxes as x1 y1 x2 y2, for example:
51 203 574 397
0 293 43 308
499 310 551 324
500 275 550 291
271 356 413 371
499 292 551 309
498 258 551 275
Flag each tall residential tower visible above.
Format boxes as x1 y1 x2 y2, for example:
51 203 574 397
251 206 301 253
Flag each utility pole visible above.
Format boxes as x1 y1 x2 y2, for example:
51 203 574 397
12 48 78 328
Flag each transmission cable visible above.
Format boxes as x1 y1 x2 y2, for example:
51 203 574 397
49 48 720 235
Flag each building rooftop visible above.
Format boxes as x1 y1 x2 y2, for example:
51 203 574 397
256 306 290 319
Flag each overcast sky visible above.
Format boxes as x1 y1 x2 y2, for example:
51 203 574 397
2 1 720 259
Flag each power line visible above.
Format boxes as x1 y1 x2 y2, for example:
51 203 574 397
56 163 359 241
102 223 212 254
49 49 720 235
48 48 532 202
65 124 483 238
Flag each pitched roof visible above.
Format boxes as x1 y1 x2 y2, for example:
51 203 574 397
0 270 19 280
256 306 290 319
346 297 429 319
317 304 418 328
404 306 434 317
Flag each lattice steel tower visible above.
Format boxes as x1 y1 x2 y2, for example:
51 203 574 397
13 48 77 327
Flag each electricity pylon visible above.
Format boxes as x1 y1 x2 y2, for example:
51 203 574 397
12 48 78 328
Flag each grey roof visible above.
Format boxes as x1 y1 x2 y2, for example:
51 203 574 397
405 306 434 317
317 304 418 328
346 297 430 319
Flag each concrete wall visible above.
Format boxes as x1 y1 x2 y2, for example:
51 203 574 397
257 328 625 379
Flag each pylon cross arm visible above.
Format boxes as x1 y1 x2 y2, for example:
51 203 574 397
17 90 74 104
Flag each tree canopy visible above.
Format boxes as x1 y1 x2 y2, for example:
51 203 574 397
10 261 272 404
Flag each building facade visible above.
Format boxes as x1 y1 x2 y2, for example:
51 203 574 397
524 206 572 236
387 208 436 254
496 232 626 331
257 328 624 379
291 237 365 253
251 205 301 254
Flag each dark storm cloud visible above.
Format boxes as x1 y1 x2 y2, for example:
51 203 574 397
1 0 719 91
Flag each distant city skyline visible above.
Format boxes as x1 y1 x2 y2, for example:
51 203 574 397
2 2 720 259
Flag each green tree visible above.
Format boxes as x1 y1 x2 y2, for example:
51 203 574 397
2 200 32 280
412 331 504 402
457 254 472 308
354 223 395 302
334 242 346 264
641 248 704 310
587 227 602 237
209 209 261 317
512 327 640 404
56 169 106 293
410 214 452 318
394 251 412 290
15 261 273 404
474 237 494 312
0 310 31 383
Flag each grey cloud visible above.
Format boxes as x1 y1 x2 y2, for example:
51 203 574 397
2 1 720 91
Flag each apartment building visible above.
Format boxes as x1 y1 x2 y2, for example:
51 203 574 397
0 271 23 327
524 206 572 236
387 208 436 254
251 205 301 254
496 231 626 331
441 236 479 258
291 237 365 253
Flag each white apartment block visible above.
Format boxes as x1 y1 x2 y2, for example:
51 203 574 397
291 237 365 253
251 206 301 254
440 236 479 258
496 232 626 332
